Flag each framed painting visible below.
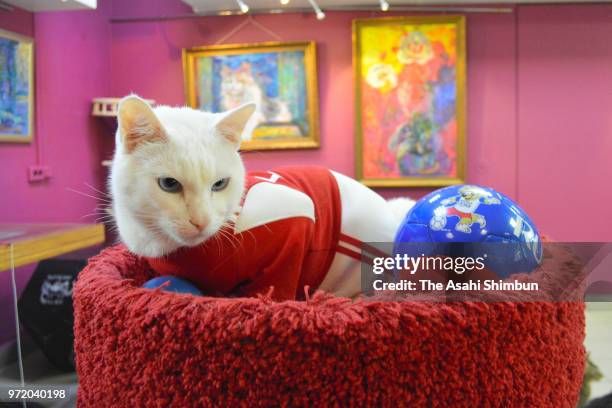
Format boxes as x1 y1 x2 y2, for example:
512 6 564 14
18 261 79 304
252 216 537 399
354 16 466 187
183 41 319 151
0 29 34 143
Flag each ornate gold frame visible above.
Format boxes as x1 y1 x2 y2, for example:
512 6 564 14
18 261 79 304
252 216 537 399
183 41 320 151
353 16 467 187
0 29 34 143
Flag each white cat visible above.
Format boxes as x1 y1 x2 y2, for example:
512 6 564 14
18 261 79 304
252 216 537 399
110 95 413 299
220 64 266 125
220 63 293 130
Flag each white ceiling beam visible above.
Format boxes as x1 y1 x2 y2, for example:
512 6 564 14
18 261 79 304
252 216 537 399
1 0 96 12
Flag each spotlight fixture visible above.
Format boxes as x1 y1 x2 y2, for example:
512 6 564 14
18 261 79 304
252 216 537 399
380 0 390 11
236 0 249 13
307 0 325 20
280 0 290 4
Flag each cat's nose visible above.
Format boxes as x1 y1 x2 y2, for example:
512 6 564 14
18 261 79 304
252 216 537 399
189 219 207 231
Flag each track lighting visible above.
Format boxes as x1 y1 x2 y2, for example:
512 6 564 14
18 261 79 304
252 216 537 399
306 0 325 20
236 0 249 13
380 0 390 11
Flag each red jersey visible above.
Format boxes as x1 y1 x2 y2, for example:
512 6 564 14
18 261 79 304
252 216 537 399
147 166 342 300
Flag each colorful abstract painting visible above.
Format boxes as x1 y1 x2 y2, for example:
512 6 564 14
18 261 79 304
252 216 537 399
0 29 33 143
183 42 319 151
354 16 466 187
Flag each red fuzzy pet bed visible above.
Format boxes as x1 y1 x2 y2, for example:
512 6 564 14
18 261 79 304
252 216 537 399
74 245 585 407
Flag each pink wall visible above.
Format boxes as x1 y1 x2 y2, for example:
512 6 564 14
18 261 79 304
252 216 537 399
517 5 612 241
0 1 36 222
0 4 113 223
0 3 113 345
0 1 36 350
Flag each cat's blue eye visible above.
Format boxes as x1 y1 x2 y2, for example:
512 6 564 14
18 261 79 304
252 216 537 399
212 177 230 192
158 177 182 193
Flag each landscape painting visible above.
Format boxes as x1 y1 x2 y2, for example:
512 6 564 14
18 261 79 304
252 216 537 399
183 41 319 150
0 29 33 143
354 16 466 187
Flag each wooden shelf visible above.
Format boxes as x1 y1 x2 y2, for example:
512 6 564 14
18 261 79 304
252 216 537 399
92 97 155 118
0 223 105 272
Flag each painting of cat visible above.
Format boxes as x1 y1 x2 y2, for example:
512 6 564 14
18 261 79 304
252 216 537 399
183 41 319 151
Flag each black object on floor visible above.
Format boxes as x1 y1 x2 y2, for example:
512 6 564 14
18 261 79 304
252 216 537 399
18 259 87 372
584 392 612 408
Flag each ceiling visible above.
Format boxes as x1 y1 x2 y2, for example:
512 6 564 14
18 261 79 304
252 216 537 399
182 0 612 12
1 0 96 12
2 0 607 14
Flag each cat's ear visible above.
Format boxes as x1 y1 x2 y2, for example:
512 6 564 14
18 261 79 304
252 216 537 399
216 103 256 149
117 95 165 153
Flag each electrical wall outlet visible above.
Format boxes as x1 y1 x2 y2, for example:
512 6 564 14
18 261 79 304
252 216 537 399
28 165 51 183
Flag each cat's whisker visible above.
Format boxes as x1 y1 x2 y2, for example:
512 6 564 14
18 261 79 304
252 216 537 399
227 230 242 250
135 215 164 221
214 229 230 248
223 231 239 249
225 227 245 247
96 215 115 222
211 233 223 258
218 221 247 248
79 201 116 224
223 231 240 251
87 208 113 217
141 224 165 240
127 210 165 221
80 212 114 222
226 220 256 246
130 212 158 218
216 228 238 250
66 187 113 203
141 219 162 230
84 182 112 198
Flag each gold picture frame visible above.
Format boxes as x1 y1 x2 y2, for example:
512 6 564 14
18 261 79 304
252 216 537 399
354 16 466 187
183 41 320 151
0 29 34 143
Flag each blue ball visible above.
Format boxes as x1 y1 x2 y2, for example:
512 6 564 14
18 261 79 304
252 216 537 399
142 276 203 296
394 185 542 277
